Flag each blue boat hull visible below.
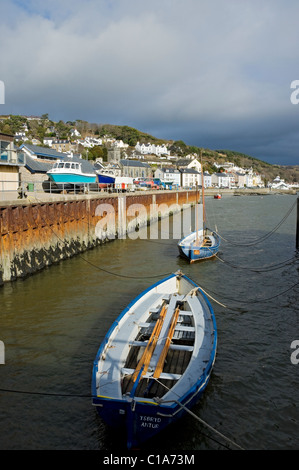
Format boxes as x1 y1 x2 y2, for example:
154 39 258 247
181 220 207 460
92 360 214 448
97 174 115 185
92 272 217 449
178 231 220 263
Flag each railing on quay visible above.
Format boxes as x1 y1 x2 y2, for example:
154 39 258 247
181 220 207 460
0 179 191 202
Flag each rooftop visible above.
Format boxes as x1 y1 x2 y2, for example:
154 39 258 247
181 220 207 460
20 143 66 160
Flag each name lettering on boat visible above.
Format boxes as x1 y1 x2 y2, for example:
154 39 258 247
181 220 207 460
139 415 161 428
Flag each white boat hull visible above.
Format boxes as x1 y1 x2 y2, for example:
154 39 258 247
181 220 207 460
92 271 217 448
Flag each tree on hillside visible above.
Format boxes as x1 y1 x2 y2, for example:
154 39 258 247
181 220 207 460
55 120 70 139
0 115 27 135
87 145 108 161
169 140 188 156
75 120 89 135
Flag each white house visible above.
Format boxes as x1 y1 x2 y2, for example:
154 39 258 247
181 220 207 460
81 136 103 148
154 167 181 186
180 168 201 188
113 140 129 149
203 171 212 188
70 128 81 137
135 142 170 157
211 172 232 188
151 143 170 156
252 173 263 187
43 137 54 147
270 176 290 190
176 158 202 173
214 161 242 172
235 172 247 188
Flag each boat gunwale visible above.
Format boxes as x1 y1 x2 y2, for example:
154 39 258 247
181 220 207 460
91 272 177 397
92 272 217 408
178 229 220 248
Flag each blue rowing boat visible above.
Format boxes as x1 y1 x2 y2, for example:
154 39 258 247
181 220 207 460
91 271 217 449
178 158 220 262
178 229 220 262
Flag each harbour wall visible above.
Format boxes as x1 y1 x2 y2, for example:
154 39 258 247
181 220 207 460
0 190 197 285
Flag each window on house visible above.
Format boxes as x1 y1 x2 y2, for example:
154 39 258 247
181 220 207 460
0 141 9 161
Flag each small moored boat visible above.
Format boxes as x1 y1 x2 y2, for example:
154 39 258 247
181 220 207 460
92 271 217 449
178 228 220 263
178 155 220 263
214 194 221 199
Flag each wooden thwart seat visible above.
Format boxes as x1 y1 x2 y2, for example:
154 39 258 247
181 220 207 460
202 237 212 247
153 306 180 378
132 304 167 382
129 340 194 352
131 294 187 384
122 368 182 381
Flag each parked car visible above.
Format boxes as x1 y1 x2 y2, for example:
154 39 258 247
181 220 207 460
144 178 159 189
153 178 166 189
133 177 145 185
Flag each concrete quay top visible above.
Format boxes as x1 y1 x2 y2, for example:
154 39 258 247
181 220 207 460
0 187 296 208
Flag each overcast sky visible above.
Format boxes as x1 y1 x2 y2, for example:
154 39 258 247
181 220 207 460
1 0 299 165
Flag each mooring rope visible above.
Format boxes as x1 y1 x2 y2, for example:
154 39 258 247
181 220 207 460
153 378 244 450
217 198 297 247
21 195 299 299
214 252 298 273
198 285 228 308
202 280 299 306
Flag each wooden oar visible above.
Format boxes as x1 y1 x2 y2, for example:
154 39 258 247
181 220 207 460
153 306 181 379
132 304 167 382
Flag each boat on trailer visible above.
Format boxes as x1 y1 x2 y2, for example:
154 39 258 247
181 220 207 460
96 169 116 188
92 271 217 449
47 159 96 191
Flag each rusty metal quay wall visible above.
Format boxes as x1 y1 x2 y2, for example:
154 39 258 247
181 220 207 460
0 190 197 285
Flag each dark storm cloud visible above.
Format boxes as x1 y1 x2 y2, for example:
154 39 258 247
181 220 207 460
1 0 299 164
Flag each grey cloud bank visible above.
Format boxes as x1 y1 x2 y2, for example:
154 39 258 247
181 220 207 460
1 0 299 165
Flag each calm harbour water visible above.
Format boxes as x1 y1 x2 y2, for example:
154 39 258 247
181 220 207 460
0 193 298 451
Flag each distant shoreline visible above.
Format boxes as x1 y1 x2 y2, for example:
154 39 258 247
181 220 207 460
204 187 298 196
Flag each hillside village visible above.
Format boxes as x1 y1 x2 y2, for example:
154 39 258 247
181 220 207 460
0 114 299 192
